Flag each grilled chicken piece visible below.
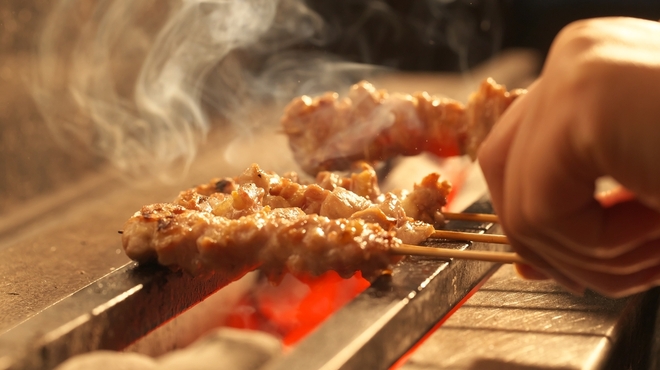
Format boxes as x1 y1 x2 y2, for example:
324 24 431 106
397 173 452 228
315 161 382 202
351 193 434 245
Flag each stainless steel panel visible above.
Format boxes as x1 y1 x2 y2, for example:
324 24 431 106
399 265 653 370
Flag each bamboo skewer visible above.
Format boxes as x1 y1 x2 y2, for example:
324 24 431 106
406 221 517 263
442 212 499 223
431 230 509 244
393 244 524 264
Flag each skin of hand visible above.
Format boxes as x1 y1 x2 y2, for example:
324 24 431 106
478 17 660 298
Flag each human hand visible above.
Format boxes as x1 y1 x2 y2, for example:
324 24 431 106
478 17 660 297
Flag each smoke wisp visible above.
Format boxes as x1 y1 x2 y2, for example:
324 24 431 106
31 0 502 179
32 0 342 179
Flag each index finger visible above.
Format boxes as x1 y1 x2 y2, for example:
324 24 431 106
478 82 532 220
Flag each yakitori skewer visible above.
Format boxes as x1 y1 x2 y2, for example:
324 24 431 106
122 160 518 281
281 78 525 175
393 244 523 264
442 212 499 223
121 203 519 283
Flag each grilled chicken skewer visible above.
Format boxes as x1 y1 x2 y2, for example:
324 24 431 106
122 204 403 283
281 78 526 175
122 163 512 283
122 202 514 285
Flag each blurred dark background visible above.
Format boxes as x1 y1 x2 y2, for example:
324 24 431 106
1 0 660 214
304 0 660 72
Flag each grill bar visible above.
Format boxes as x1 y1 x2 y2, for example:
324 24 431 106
0 264 246 370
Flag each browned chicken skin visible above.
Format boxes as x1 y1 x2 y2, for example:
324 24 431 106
281 78 525 175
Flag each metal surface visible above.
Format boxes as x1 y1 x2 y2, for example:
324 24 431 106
399 265 657 370
262 198 507 370
0 262 247 370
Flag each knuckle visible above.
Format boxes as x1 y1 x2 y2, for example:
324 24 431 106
587 245 622 259
553 18 616 55
571 233 606 256
581 232 637 259
551 20 599 58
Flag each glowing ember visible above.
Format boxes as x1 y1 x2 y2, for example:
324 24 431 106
224 271 370 347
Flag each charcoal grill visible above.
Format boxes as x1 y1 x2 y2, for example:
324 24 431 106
1 193 656 370
0 198 506 370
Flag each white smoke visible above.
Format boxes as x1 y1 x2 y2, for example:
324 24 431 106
31 0 357 180
31 0 501 180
